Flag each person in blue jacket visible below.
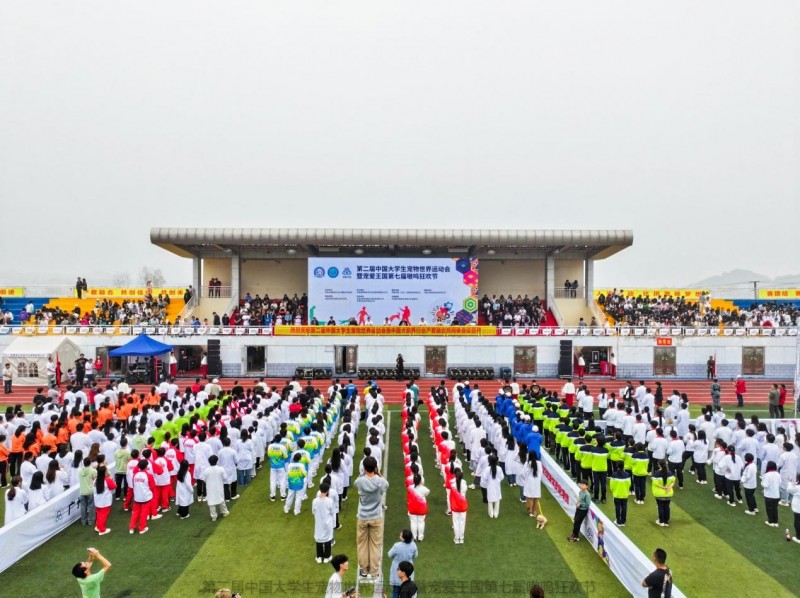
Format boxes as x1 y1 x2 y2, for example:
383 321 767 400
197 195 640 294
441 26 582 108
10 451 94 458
525 426 543 459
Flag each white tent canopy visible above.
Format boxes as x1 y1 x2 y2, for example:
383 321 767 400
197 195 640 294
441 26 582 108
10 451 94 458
2 337 81 386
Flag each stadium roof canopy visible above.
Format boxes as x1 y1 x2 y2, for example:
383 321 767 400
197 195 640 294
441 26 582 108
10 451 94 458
151 228 633 261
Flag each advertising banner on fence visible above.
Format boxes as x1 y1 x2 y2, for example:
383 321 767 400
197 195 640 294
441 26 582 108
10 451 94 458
308 258 479 326
0 287 24 297
81 287 188 299
540 451 685 597
0 487 80 573
594 288 708 300
273 325 496 336
758 288 800 299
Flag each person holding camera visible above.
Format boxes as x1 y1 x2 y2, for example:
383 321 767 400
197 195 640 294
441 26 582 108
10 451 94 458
325 554 357 598
72 547 111 598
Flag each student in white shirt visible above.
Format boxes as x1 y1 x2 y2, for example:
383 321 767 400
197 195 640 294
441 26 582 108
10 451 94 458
686 430 708 485
762 461 781 526
4 476 28 525
741 453 759 515
324 554 353 598
721 446 744 506
666 431 686 490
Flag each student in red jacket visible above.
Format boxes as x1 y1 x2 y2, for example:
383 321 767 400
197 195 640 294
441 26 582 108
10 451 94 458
129 459 155 534
407 474 429 542
734 376 747 408
153 448 174 512
449 468 468 544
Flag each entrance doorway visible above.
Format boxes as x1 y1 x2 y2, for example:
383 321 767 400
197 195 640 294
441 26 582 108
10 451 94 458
334 345 358 375
513 347 537 376
742 347 765 376
425 346 447 376
653 347 677 376
575 346 611 375
246 346 266 374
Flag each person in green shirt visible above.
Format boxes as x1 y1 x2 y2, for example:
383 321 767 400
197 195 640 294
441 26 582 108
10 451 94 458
78 459 97 526
72 547 111 598
568 480 592 542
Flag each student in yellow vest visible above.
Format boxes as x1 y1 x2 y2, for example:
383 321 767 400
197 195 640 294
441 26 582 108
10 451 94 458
609 462 632 526
652 461 675 527
631 443 649 504
592 437 610 503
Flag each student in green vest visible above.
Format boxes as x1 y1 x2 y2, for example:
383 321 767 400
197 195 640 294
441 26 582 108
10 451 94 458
652 461 675 527
556 420 573 468
592 437 610 503
609 462 632 526
570 431 587 480
608 432 627 474
631 443 649 504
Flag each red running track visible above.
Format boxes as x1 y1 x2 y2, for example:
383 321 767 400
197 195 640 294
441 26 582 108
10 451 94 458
1 377 793 407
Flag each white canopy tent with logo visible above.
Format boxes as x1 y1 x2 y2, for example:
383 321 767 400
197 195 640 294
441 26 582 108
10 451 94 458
2 336 81 386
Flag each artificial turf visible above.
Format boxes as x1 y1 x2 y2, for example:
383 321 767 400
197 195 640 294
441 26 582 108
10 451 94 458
1 407 623 597
2 400 797 597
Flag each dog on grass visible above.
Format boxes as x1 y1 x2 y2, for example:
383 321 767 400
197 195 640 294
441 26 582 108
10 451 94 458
536 514 548 529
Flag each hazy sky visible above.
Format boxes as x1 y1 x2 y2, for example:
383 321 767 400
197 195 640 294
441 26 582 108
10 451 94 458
1 1 798 288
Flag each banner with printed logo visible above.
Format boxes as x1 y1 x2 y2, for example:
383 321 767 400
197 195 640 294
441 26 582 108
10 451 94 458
308 258 479 326
0 487 80 573
540 451 685 597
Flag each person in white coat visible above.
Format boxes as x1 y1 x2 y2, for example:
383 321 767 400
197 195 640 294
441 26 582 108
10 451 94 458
175 460 194 519
778 443 798 506
485 456 503 518
218 438 238 502
312 482 336 563
520 452 542 517
788 478 800 543
204 455 229 522
193 434 213 502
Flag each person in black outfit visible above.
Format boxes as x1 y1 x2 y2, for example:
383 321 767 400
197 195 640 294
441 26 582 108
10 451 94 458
642 548 672 598
396 561 418 598
74 354 88 387
396 354 405 380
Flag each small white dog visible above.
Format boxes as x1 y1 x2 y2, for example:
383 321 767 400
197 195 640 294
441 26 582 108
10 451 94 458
536 514 548 529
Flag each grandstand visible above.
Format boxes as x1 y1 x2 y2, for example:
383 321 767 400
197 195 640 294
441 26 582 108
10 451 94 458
1 229 797 384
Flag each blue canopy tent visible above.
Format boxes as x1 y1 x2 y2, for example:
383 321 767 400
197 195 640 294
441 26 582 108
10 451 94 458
109 334 172 357
110 335 173 383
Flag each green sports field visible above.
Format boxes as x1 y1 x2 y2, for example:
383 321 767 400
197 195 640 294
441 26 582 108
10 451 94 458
1 406 799 597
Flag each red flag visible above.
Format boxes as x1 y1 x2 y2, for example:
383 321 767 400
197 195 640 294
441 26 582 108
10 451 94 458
55 352 62 386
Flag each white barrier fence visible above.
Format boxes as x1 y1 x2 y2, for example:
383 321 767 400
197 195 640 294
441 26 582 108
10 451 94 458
540 450 686 598
0 487 80 574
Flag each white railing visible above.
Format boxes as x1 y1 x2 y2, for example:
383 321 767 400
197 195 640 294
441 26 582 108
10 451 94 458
174 293 199 323
546 292 564 326
553 288 587 299
200 285 232 298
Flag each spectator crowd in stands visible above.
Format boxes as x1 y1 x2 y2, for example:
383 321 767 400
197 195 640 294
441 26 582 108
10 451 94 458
480 294 549 327
9 295 174 327
598 289 799 328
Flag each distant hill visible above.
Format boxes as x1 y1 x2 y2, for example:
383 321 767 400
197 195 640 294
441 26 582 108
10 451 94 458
689 269 799 288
